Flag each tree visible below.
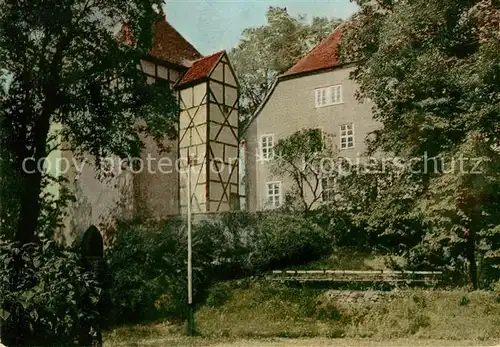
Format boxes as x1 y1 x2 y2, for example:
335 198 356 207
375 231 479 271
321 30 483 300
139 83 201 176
270 129 338 215
0 0 178 244
341 0 500 288
230 7 342 124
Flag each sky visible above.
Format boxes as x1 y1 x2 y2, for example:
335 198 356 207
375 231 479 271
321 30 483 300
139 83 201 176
164 0 359 55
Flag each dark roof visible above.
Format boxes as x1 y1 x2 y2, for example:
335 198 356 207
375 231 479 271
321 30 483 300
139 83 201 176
149 18 202 67
176 50 225 87
284 24 345 77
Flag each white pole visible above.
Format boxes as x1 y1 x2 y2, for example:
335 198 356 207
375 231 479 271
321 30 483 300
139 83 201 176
187 155 194 335
187 156 192 306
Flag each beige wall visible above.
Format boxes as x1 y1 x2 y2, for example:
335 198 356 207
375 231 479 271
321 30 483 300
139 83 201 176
179 82 209 214
58 61 185 245
58 136 178 246
57 148 135 246
247 66 380 211
132 60 185 219
134 136 179 219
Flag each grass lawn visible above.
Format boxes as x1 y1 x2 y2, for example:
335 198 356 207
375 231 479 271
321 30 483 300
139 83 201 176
103 250 500 347
195 281 500 340
104 281 500 347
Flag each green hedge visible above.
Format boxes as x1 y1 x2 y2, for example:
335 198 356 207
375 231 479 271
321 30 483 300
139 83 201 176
0 238 100 346
101 212 332 325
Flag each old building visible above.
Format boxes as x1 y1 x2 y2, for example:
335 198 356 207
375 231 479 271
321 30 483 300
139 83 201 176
49 14 240 245
244 24 379 212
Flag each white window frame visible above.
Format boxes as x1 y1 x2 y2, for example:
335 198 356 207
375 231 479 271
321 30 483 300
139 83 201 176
315 85 343 108
260 134 274 161
321 176 337 203
266 181 281 208
339 123 355 150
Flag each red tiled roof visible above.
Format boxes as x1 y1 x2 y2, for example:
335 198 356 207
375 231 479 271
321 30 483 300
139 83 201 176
149 18 202 66
116 23 134 46
176 50 225 87
117 18 202 67
284 24 345 77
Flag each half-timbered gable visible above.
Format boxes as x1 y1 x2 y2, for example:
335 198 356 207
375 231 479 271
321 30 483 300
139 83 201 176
176 51 240 214
132 16 203 218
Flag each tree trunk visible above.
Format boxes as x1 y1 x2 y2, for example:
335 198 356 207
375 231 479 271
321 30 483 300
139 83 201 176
465 229 478 290
4 109 52 346
16 170 44 243
15 91 53 243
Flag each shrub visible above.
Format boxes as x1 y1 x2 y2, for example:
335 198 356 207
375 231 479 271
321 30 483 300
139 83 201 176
102 216 236 324
102 212 333 326
205 282 233 307
0 238 100 346
101 218 186 325
460 295 470 306
247 212 332 271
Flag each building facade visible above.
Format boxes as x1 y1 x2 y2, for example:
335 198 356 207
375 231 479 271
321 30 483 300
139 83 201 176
50 15 240 245
244 25 379 212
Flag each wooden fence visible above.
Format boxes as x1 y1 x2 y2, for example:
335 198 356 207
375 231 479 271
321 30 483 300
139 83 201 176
267 269 443 285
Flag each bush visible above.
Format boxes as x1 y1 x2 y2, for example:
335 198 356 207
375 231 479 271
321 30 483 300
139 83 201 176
101 218 186 325
205 282 233 307
247 212 332 271
308 207 366 249
102 212 332 326
0 238 100 346
102 216 235 325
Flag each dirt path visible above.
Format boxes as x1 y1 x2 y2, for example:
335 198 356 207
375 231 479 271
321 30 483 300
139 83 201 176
207 339 498 347
105 337 500 347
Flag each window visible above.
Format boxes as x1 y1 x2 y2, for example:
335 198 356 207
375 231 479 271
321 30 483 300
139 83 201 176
340 124 355 149
315 85 343 107
321 177 336 202
260 134 274 160
266 181 281 208
316 88 327 107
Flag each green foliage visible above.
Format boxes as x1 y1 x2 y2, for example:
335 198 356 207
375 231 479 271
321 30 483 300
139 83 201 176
1 2 178 340
231 7 342 120
0 0 178 243
102 212 332 325
335 161 430 256
205 282 233 308
340 0 500 287
0 151 19 240
308 207 376 250
102 218 185 325
460 296 470 306
0 238 100 346
247 213 332 270
102 216 249 324
270 129 338 214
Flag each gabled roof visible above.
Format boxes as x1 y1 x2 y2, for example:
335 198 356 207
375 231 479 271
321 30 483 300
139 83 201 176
149 17 202 67
117 17 202 67
283 23 345 77
176 50 225 87
243 23 350 136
